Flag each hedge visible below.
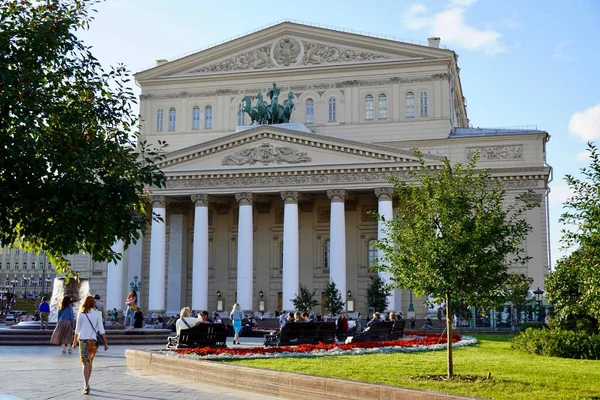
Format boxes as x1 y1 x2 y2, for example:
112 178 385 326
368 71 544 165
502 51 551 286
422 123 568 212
511 328 600 360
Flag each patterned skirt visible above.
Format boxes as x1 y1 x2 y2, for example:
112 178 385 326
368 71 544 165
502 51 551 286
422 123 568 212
79 339 98 365
50 320 73 345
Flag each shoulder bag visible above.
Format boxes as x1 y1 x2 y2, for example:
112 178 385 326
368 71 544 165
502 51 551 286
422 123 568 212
84 312 104 345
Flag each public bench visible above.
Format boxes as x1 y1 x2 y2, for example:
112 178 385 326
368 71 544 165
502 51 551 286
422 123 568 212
263 321 336 347
166 323 228 349
346 320 405 343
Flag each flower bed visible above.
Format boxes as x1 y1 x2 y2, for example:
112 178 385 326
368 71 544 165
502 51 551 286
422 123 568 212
169 332 477 361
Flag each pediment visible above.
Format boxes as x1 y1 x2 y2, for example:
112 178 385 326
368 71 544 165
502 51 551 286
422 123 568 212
136 22 452 81
159 125 444 175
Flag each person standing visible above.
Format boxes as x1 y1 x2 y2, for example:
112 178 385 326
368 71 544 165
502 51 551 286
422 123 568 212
93 294 106 326
39 297 50 330
229 303 243 345
124 290 137 328
50 296 75 354
72 295 108 395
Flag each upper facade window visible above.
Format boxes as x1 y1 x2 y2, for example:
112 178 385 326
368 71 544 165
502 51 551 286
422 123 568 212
406 92 415 117
328 97 336 122
420 91 428 117
378 94 387 119
306 99 314 124
156 108 164 132
205 106 213 129
237 103 246 126
365 95 374 120
192 106 200 130
367 239 378 268
324 239 330 270
168 107 176 131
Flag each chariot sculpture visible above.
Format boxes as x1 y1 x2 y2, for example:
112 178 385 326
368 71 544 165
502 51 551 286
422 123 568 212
241 83 295 125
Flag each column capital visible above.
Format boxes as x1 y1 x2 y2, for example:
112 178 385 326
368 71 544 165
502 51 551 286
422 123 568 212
150 195 167 208
191 194 209 207
327 189 346 203
235 192 254 206
280 191 298 204
375 187 394 201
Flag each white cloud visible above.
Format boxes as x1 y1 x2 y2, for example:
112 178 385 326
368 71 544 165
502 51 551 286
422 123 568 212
576 150 591 161
402 1 509 54
568 103 600 141
549 185 573 205
553 41 573 61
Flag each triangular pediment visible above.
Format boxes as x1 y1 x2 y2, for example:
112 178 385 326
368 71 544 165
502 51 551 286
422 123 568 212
136 22 452 81
159 125 444 175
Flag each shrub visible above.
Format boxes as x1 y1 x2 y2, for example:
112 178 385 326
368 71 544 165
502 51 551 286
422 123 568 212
519 322 547 331
511 328 600 360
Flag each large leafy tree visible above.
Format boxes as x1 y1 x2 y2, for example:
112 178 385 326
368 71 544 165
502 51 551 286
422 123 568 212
0 0 166 275
366 275 389 313
323 280 345 317
291 285 319 312
376 152 537 377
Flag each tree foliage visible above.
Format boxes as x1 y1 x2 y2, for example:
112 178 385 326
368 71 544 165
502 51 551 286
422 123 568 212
323 280 345 317
291 285 319 312
0 0 167 276
366 275 389 313
376 151 537 376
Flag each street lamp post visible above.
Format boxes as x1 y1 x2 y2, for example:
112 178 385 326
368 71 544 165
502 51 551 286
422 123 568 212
533 287 544 322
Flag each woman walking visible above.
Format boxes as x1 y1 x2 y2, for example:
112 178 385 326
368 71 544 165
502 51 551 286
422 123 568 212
72 295 108 395
49 296 75 354
229 303 243 345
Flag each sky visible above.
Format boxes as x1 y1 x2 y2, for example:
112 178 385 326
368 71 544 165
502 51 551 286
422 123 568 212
78 0 600 268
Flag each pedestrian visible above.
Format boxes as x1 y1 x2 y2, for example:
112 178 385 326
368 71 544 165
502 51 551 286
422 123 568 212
124 290 137 328
93 294 106 326
229 303 243 345
39 296 50 330
50 296 75 354
72 295 108 395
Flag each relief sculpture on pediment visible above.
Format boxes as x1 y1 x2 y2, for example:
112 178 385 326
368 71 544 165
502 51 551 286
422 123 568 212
191 45 274 73
303 42 388 65
221 142 311 166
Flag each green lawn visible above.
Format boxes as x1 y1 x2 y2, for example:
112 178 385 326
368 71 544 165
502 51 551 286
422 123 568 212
225 334 600 400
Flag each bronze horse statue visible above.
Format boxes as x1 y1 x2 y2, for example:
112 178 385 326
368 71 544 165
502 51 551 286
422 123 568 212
243 84 295 125
283 92 294 123
241 96 260 125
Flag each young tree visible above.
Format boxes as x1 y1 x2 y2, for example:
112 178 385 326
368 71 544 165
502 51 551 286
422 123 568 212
323 280 345 317
0 0 167 276
291 285 319 312
366 275 389 313
376 152 537 377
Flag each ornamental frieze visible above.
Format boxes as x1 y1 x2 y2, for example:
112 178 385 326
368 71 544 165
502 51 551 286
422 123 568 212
302 42 387 65
191 45 275 74
467 145 523 161
221 143 311 166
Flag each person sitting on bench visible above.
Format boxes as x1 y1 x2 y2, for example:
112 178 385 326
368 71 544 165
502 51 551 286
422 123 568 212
175 307 199 335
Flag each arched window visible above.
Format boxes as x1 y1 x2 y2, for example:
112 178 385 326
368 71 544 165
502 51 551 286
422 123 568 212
168 107 176 131
365 95 374 120
237 103 245 126
156 108 164 132
306 99 314 123
367 239 378 268
324 239 331 270
205 105 212 129
406 92 415 117
420 91 428 116
192 106 200 130
378 94 387 119
328 97 336 122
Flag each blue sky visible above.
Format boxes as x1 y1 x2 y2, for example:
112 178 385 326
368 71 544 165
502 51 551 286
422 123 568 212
79 0 599 267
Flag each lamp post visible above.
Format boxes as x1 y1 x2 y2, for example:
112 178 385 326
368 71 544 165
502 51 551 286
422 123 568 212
533 287 544 322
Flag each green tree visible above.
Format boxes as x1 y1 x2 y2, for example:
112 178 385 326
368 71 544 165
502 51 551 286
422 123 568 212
503 273 533 327
376 151 537 377
323 280 345 317
366 275 389 313
0 0 167 276
291 285 319 312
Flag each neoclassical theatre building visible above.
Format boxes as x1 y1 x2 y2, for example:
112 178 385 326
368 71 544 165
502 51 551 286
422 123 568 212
105 22 551 318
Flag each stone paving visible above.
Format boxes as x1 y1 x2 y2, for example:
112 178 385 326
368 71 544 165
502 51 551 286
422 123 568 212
0 338 282 400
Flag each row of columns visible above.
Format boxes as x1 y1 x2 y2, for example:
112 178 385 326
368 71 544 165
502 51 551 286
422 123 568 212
106 188 398 313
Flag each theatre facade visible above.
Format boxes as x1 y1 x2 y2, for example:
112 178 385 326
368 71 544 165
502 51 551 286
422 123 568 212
104 22 551 317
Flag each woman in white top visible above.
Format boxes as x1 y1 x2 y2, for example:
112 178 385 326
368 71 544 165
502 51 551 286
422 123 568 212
72 295 108 395
175 307 199 335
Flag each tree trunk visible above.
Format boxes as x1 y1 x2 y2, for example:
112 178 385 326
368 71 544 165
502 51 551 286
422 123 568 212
446 293 453 377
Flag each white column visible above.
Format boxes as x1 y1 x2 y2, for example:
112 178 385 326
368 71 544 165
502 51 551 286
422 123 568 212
167 213 187 315
376 187 398 312
281 191 299 311
148 196 167 312
105 240 124 311
235 192 253 310
327 189 347 306
191 194 209 311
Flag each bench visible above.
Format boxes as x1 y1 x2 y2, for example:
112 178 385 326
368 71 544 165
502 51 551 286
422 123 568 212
263 322 336 347
346 320 404 343
167 323 228 349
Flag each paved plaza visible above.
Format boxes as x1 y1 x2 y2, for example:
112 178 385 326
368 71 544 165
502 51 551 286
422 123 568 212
0 338 282 400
